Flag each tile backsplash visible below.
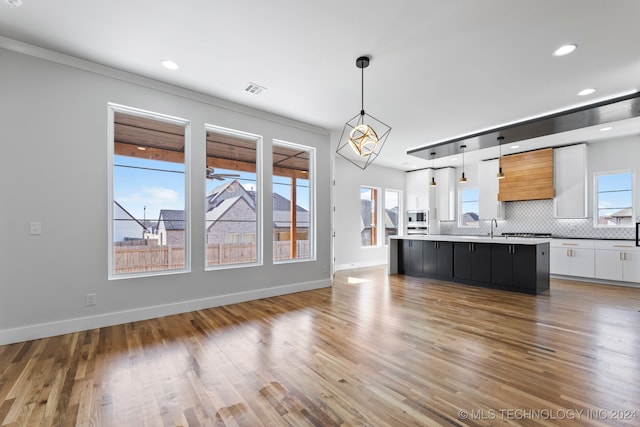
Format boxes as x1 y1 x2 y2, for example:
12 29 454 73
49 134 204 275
440 199 637 239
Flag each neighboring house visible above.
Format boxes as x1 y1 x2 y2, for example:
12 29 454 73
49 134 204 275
206 196 257 244
272 192 309 241
207 180 256 211
360 200 398 243
157 209 185 246
206 180 257 245
461 212 479 226
604 208 633 225
156 180 309 247
384 206 399 237
113 201 146 243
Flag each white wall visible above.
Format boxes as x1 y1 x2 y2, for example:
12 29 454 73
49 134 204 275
333 155 406 270
0 44 332 345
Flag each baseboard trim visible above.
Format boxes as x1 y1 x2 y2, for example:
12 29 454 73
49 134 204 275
0 279 331 346
551 274 640 288
334 261 387 271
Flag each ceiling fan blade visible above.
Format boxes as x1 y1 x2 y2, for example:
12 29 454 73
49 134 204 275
206 168 240 180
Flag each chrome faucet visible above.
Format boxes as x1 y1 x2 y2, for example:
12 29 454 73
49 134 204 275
490 218 498 238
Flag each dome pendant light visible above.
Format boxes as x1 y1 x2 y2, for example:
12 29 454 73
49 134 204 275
430 152 437 187
336 56 392 170
496 136 505 179
459 145 468 184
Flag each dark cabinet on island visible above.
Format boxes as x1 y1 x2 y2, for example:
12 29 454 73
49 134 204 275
453 242 492 284
390 236 549 295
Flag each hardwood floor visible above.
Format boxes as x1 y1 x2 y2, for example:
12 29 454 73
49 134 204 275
1 267 640 426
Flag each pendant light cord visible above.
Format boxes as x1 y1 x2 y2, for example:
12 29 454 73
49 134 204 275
360 64 365 115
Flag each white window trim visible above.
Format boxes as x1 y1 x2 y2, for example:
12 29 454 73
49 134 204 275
107 103 191 280
458 187 480 228
384 188 402 243
593 169 635 228
273 139 316 263
360 185 382 248
204 124 263 271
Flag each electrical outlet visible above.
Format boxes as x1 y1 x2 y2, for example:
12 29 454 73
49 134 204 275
86 293 96 306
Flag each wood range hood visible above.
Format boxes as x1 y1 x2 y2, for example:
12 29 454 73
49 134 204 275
497 147 554 201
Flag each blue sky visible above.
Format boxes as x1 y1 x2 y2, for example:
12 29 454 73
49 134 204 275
597 172 633 214
114 155 310 220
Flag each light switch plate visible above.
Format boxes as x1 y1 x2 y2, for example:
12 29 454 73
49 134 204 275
29 221 42 235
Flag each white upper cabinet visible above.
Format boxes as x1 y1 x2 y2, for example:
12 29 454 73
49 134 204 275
435 167 456 221
478 159 505 220
405 169 433 211
554 144 588 218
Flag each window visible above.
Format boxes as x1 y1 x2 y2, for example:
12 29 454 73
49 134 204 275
360 187 379 246
108 105 189 277
459 188 479 227
273 140 314 261
205 126 261 267
595 171 634 227
384 189 401 243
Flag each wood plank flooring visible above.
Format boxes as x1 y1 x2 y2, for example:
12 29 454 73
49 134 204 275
1 267 640 426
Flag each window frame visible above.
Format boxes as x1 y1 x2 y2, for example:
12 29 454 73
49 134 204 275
107 103 191 279
272 139 316 264
204 124 263 270
383 188 402 243
458 187 480 228
360 186 381 248
593 169 635 228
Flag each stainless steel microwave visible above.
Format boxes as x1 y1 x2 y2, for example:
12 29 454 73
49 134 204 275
407 210 427 223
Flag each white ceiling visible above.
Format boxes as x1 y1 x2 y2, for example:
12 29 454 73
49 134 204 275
2 0 639 170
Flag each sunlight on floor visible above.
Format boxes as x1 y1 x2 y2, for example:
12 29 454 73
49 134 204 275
347 276 370 284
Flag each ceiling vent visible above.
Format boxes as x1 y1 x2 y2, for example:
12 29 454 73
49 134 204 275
243 83 266 95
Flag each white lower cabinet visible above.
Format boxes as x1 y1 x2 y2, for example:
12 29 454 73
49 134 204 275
550 239 594 278
594 241 640 283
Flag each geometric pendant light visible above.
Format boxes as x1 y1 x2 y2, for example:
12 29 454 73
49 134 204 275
336 56 392 170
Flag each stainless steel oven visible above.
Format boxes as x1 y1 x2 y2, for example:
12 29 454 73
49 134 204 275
407 210 429 234
407 210 427 223
407 225 429 235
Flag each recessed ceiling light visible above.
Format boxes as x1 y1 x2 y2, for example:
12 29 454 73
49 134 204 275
161 60 179 70
553 44 577 57
4 0 22 8
578 88 596 96
600 126 613 132
510 145 520 149
137 146 147 151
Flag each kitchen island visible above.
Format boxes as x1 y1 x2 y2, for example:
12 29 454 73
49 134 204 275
389 235 550 294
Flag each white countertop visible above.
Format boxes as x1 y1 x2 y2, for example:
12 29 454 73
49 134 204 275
390 235 550 245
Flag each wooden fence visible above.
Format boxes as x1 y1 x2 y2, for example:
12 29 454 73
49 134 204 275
114 241 310 273
206 243 257 266
273 241 310 260
114 245 185 274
